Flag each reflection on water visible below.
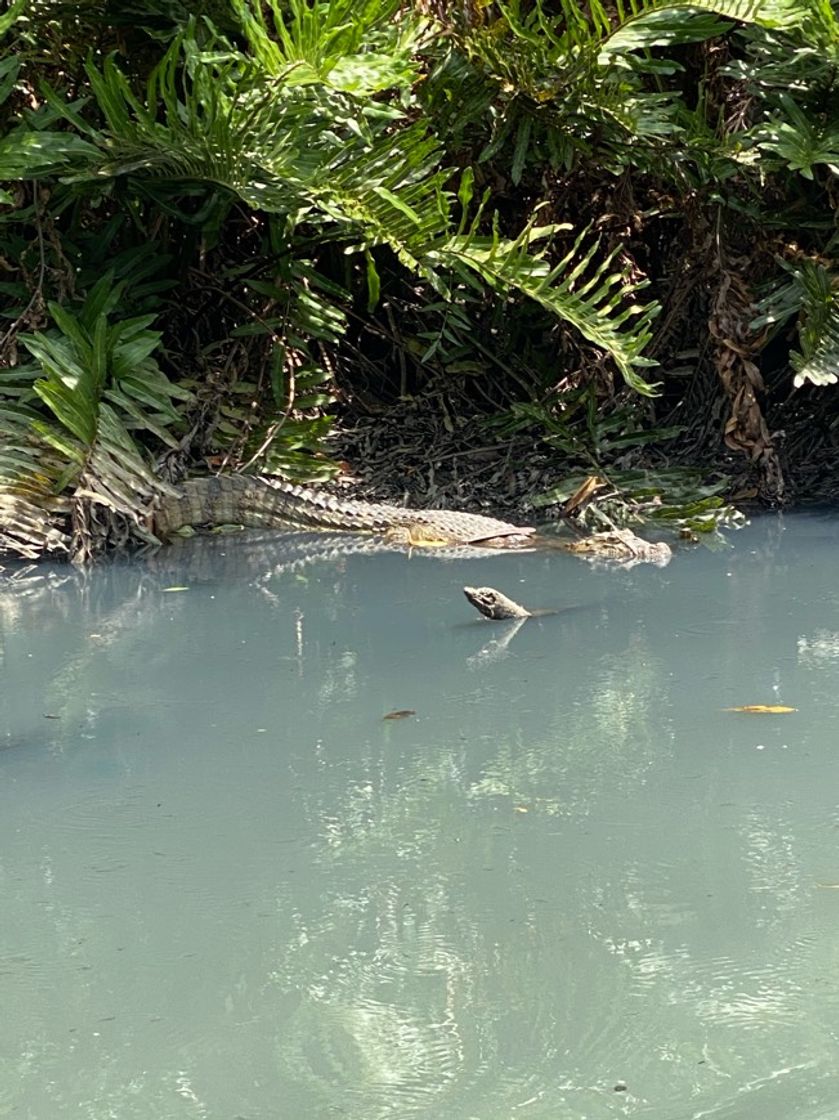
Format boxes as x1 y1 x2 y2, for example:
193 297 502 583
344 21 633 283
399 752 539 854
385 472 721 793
3 516 839 1118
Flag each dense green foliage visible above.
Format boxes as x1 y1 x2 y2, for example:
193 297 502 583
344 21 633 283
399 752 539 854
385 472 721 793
0 0 837 558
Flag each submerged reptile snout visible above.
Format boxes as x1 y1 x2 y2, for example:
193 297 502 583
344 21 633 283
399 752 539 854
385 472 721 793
463 586 532 619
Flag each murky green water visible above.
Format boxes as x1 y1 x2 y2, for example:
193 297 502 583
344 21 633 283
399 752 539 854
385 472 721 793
2 515 839 1119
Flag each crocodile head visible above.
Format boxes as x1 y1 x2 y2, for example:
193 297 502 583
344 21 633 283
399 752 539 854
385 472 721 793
463 586 532 619
565 528 672 566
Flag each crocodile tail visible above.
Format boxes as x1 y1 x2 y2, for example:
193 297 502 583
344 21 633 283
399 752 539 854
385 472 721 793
264 482 398 532
152 476 395 537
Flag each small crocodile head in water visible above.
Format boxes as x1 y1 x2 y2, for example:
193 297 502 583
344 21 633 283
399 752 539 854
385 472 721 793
463 586 532 619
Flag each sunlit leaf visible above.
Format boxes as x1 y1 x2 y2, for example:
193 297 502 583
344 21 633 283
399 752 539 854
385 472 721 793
723 704 798 713
562 474 609 515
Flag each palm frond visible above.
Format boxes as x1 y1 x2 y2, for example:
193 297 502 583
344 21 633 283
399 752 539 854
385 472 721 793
789 263 839 388
437 222 659 394
752 259 839 388
67 40 661 388
232 0 422 94
224 257 349 480
0 280 188 557
600 0 813 62
0 400 71 558
754 92 839 179
439 0 828 185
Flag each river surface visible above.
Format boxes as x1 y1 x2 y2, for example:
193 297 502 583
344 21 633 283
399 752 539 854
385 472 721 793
2 515 839 1120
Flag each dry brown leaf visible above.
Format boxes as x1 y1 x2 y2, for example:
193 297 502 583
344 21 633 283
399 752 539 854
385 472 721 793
562 475 608 517
383 709 416 721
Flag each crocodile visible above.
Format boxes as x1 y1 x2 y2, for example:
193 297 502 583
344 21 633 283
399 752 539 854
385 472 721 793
153 476 537 548
151 475 672 564
562 527 672 567
463 586 533 619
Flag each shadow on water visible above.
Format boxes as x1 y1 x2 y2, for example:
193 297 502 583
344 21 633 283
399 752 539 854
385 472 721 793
3 516 839 1118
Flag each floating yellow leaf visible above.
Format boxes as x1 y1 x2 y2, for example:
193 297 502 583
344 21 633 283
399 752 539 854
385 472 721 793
723 705 797 714
514 806 529 814
162 586 190 593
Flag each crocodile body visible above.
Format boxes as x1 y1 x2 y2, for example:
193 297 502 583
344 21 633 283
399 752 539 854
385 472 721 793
153 476 537 548
151 476 671 564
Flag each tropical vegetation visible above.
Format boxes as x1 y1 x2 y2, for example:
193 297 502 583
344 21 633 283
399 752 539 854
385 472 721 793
0 0 837 559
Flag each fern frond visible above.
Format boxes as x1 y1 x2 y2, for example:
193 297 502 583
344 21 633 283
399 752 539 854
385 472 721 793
438 226 660 394
0 402 71 558
752 259 839 389
0 288 188 557
790 263 839 388
232 0 422 94
754 92 839 179
600 0 813 63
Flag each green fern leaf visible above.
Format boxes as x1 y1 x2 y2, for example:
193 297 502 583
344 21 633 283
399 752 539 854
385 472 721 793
439 227 660 394
791 264 839 388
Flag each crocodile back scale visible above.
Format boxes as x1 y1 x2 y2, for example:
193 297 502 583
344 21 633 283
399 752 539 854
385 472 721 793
152 476 537 548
